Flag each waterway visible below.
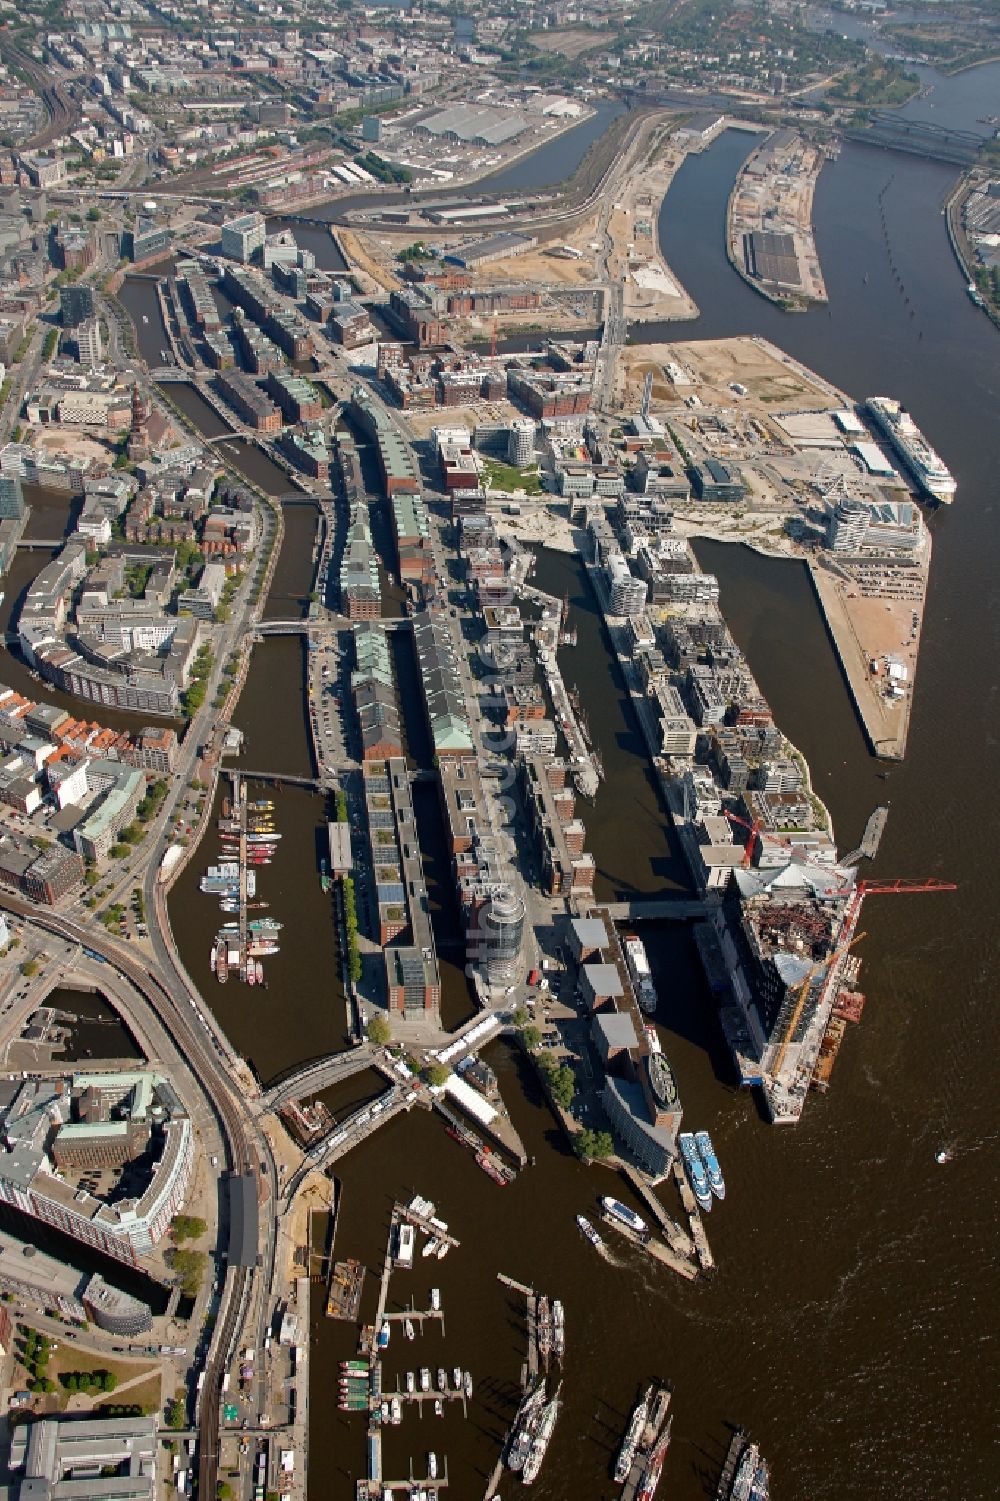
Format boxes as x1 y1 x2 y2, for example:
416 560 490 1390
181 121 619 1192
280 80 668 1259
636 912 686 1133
149 65 1000 1497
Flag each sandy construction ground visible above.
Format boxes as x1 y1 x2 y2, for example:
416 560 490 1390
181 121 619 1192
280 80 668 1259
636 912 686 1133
624 336 841 411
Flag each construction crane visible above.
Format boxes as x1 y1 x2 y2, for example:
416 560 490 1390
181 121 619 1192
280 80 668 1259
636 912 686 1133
773 931 867 1082
723 809 763 868
490 316 498 359
771 877 957 1082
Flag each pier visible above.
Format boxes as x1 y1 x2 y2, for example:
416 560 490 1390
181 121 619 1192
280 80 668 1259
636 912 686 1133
714 1428 748 1501
600 1209 699 1281
670 1161 715 1273
842 804 889 867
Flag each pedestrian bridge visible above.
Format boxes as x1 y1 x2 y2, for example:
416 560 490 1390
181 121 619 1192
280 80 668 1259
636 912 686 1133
258 1045 377 1114
254 616 410 636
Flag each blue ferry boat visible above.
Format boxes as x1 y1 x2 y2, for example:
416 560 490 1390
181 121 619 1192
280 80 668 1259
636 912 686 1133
695 1130 726 1202
679 1133 712 1213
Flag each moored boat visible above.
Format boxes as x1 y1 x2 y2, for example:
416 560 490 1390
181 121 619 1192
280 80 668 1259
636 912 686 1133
679 1133 713 1213
522 1382 561 1485
600 1196 649 1236
615 1386 652 1484
694 1129 726 1201
729 1442 759 1501
636 1415 672 1501
623 934 658 1014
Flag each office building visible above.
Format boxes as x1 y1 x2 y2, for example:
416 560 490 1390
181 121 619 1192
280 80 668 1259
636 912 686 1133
220 211 267 263
59 283 95 329
8 1415 158 1501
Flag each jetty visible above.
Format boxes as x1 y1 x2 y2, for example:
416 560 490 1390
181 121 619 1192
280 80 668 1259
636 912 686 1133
600 1209 699 1281
671 1160 715 1273
714 1428 748 1500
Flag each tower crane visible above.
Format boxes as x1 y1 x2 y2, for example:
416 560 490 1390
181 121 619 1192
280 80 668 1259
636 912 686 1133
773 931 867 1082
723 809 763 868
771 876 957 1083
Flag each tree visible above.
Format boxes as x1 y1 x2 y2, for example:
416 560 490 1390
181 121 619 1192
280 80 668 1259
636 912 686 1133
511 1006 529 1029
166 1395 186 1429
171 1215 207 1243
423 1063 450 1088
218 1485 233 1500
367 1015 391 1046
20 959 39 979
547 1063 576 1110
101 1371 117 1392
574 1128 614 1161
521 1025 541 1052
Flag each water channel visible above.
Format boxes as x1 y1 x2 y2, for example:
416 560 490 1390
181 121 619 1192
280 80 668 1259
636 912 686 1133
148 66 1000 1498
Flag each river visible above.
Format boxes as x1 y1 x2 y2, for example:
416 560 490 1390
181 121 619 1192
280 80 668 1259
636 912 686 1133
156 66 1000 1500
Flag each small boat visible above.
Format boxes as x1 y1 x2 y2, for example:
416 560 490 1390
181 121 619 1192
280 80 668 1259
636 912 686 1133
420 1368 431 1392
209 945 217 972
380 1399 390 1423
436 1368 447 1392
341 1361 367 1372
434 1398 443 1417
430 1288 440 1311
391 1397 402 1426
936 1148 952 1164
576 1214 605 1252
247 964 256 988
255 960 264 984
600 1197 649 1236
436 1241 449 1260
464 1370 473 1399
452 1367 462 1390
427 1453 438 1481
404 1318 415 1341
406 1371 416 1393
377 1321 390 1349
422 1237 440 1259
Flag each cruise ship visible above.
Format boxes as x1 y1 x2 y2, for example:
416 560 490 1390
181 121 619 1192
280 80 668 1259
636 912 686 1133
864 396 956 502
694 1129 726 1201
623 935 658 1014
679 1133 713 1213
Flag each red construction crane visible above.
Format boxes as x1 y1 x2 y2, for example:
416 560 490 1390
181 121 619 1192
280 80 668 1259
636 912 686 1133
723 809 763 868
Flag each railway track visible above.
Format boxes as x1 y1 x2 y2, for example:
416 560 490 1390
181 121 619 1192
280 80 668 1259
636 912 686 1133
0 893 254 1499
0 35 78 148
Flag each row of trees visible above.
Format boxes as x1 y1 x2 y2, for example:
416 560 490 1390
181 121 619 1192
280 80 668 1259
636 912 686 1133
512 1009 613 1161
342 875 362 984
60 1369 118 1394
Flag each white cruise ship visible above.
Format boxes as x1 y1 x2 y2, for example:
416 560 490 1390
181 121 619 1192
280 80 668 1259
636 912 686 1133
864 397 956 502
623 935 658 1015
